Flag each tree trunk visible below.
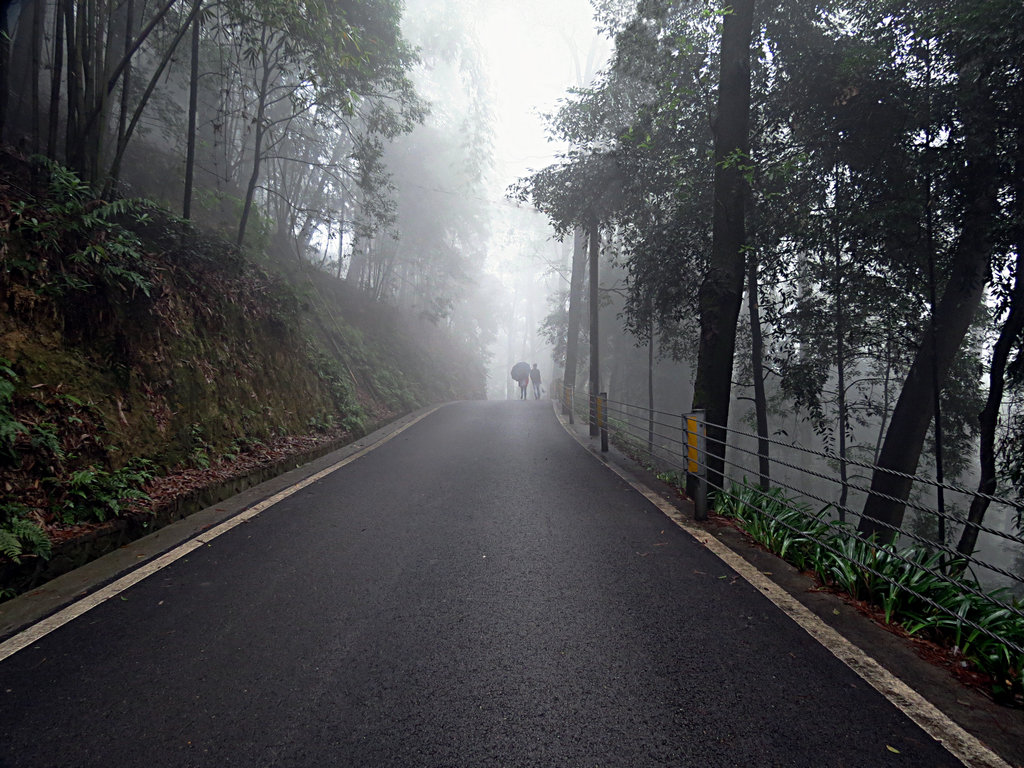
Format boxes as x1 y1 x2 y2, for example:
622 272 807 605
873 339 893 465
648 313 655 455
78 0 180 157
563 226 587 397
63 0 81 167
334 189 348 279
956 143 1024 560
114 0 134 188
86 0 112 182
0 0 12 142
183 4 199 219
78 0 98 178
691 0 755 494
588 214 600 436
29 0 43 153
747 247 770 490
237 36 276 247
835 246 848 524
47 0 64 157
106 0 200 193
859 65 999 541
347 246 366 288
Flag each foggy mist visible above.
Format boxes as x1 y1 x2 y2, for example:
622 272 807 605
1 0 1023 727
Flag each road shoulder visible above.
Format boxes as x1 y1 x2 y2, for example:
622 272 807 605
552 401 1024 768
0 405 445 643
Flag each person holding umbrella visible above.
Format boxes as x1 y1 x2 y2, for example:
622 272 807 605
510 361 530 400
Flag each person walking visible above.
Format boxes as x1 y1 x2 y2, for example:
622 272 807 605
529 364 542 400
511 362 530 400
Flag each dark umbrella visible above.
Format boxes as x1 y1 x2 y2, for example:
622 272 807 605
510 362 530 382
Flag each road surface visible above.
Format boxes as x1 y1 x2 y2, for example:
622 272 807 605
0 400 965 767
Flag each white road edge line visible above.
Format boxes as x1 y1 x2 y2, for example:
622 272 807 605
0 406 442 664
555 407 1011 768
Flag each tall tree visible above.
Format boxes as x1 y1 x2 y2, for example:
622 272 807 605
956 130 1024 558
692 0 755 496
588 213 601 435
0 0 13 141
563 229 588 398
859 4 1008 540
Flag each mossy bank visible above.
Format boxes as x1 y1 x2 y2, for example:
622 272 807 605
0 151 485 596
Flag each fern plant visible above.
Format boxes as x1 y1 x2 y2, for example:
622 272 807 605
51 459 154 524
10 157 153 298
0 509 52 564
0 359 28 461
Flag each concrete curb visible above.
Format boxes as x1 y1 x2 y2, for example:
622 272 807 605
551 399 1023 768
0 404 445 641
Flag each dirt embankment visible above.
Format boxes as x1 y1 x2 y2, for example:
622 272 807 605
0 149 484 596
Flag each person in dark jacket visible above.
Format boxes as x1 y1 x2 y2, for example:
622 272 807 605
529 364 542 400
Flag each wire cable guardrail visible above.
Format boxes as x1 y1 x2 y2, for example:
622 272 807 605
562 386 1024 697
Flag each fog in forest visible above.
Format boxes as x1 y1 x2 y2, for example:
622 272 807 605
1 0 1022 599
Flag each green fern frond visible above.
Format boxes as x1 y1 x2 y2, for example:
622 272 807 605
10 518 52 560
0 527 22 562
1 498 52 563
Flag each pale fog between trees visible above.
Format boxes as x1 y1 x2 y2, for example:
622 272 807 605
3 0 1022 591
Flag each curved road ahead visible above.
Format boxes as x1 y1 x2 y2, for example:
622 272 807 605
1 400 965 767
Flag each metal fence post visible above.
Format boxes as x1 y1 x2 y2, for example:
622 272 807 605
684 410 708 520
693 409 708 520
599 392 608 452
684 413 695 499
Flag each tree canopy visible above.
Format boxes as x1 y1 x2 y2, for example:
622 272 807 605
519 0 1024 545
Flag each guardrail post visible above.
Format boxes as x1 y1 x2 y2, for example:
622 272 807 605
684 413 695 498
684 410 708 520
694 410 708 520
599 392 608 452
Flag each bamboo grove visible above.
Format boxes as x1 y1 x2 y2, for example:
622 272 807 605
0 0 499 356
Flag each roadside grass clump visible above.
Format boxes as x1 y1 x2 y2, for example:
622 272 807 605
0 361 51 564
715 480 1024 706
718 483 831 573
656 469 688 487
608 417 649 459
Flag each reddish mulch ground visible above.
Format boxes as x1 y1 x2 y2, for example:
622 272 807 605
44 426 356 548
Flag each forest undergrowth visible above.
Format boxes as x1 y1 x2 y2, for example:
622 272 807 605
0 149 485 598
602 421 1024 708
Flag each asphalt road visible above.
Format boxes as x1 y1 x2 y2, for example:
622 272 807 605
0 400 964 767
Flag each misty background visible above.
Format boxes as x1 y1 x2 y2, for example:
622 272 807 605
1 0 1021 595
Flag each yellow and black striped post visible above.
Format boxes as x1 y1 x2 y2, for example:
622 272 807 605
684 410 708 519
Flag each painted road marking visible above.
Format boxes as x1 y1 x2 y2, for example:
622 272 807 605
0 406 442 664
555 406 1011 768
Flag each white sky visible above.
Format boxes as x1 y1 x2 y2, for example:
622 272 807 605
401 0 612 394
476 0 610 200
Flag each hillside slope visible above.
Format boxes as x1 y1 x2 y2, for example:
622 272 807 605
0 150 485 595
